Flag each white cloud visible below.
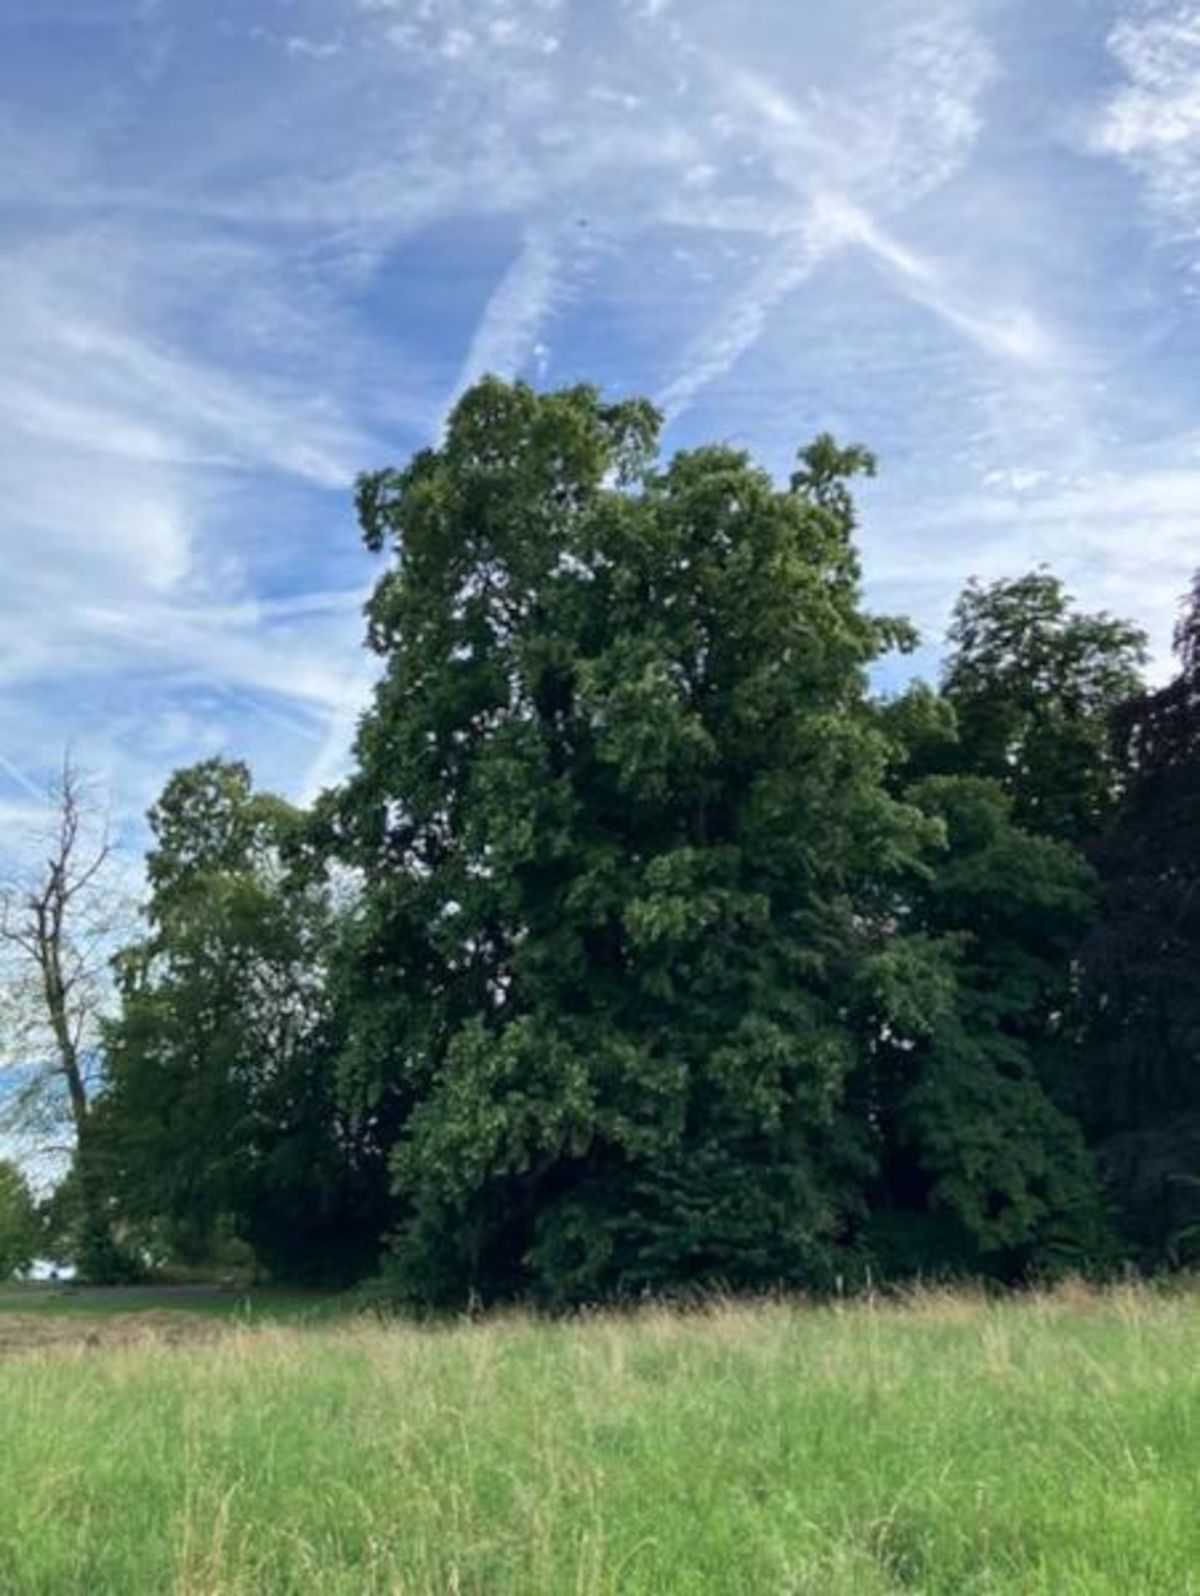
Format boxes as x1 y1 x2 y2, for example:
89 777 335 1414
0 235 373 487
850 212 1057 365
2 0 1198 854
649 1 999 418
656 198 862 419
449 225 565 407
299 657 379 802
870 455 1200 673
1094 2 1200 242
285 36 345 61
0 758 42 804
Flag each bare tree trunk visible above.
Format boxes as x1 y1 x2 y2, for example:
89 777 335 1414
0 756 127 1277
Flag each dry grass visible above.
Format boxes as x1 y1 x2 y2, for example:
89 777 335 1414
0 1309 230 1361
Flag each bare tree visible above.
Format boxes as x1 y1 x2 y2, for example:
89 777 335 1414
0 757 129 1264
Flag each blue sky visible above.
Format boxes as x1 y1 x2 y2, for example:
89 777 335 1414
2 0 1199 859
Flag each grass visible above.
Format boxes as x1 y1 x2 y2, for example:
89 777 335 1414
0 1282 1198 1593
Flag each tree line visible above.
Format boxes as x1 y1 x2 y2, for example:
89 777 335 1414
4 377 1198 1301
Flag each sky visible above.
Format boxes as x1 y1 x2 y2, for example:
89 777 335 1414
2 0 1200 862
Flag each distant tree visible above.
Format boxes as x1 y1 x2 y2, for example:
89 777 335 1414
852 577 1145 1279
942 571 1146 844
1082 574 1200 1264
852 769 1112 1278
0 757 128 1278
0 1159 38 1279
322 378 940 1305
95 760 390 1283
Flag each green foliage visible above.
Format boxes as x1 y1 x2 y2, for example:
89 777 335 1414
855 773 1112 1277
95 760 391 1284
1082 576 1200 1263
78 380 1183 1300
0 1160 37 1278
328 378 936 1304
941 570 1146 843
854 569 1149 1279
1097 1116 1200 1270
34 1159 143 1283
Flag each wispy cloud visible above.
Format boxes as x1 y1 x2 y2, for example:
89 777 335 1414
649 1 998 418
849 212 1057 365
0 0 1197 855
1093 2 1200 245
656 199 861 420
448 225 566 407
873 455 1200 671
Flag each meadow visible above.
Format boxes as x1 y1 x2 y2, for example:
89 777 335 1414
0 1283 1198 1594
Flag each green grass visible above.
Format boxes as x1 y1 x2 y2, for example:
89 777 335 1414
1 1283 1199 1593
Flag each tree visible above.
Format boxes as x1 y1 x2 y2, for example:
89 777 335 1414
322 377 939 1305
95 760 391 1283
0 1160 37 1279
852 770 1111 1278
850 575 1144 1279
0 757 127 1277
1082 574 1200 1264
941 571 1146 845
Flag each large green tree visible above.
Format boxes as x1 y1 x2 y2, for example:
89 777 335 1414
323 378 940 1304
96 760 390 1282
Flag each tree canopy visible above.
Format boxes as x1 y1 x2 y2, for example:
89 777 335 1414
21 376 1195 1303
95 760 390 1283
941 571 1146 844
322 381 947 1301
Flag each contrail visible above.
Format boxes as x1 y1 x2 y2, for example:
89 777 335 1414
0 750 44 801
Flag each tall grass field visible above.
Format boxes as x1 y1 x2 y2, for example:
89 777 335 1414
1 1283 1198 1593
